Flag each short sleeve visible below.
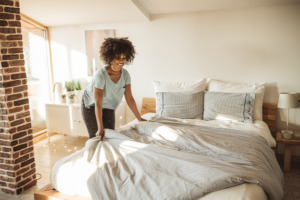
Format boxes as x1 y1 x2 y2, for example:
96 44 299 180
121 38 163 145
93 73 105 89
124 69 131 85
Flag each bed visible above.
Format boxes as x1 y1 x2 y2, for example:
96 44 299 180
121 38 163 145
46 79 283 200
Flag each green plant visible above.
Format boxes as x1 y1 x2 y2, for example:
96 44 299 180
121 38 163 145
65 81 75 92
75 80 82 90
69 94 75 99
61 94 66 99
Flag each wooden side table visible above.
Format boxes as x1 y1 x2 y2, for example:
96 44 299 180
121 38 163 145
276 131 300 171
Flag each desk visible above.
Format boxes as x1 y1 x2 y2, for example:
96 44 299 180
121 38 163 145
276 131 300 171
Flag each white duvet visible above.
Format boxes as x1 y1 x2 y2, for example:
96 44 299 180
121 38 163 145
50 114 282 200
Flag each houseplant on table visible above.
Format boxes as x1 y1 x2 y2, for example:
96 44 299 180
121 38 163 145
68 93 76 104
65 80 75 99
61 94 66 103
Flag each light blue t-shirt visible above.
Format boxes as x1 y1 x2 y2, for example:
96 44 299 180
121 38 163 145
83 67 131 110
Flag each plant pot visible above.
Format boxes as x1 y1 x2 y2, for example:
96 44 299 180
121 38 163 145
67 98 75 104
61 98 66 103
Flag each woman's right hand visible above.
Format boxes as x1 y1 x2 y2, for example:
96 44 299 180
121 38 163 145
96 129 105 140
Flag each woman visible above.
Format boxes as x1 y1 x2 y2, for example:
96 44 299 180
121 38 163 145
81 37 145 140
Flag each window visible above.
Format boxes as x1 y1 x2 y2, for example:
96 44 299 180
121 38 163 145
21 14 53 134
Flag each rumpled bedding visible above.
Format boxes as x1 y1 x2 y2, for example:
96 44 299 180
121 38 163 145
50 117 283 200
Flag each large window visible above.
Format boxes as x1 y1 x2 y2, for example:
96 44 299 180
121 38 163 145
21 15 52 133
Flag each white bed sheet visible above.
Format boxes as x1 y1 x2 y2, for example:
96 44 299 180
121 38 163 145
124 113 276 148
119 113 275 200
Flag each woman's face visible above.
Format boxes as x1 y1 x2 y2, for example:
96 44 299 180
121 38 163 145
111 53 127 72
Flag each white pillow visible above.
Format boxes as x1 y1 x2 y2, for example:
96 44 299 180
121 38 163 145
203 91 255 123
153 79 206 93
156 91 204 119
207 79 265 121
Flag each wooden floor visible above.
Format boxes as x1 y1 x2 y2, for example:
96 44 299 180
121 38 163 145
0 134 88 200
0 134 299 200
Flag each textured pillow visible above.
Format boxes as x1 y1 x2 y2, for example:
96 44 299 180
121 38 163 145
207 79 265 121
156 91 204 119
153 79 206 93
203 91 256 123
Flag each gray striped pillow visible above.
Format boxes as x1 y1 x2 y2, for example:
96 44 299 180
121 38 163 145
156 91 204 119
203 92 256 123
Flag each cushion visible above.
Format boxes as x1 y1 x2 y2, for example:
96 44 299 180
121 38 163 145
203 91 256 123
207 79 265 121
156 91 204 119
153 79 206 93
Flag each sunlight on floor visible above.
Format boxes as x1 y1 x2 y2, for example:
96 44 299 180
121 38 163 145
0 134 88 200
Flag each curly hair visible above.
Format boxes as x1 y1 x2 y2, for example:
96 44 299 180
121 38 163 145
99 37 136 66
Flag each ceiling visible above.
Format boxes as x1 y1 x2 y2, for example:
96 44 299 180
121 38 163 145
19 0 300 27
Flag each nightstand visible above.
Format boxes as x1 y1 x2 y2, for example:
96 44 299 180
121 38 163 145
276 131 300 171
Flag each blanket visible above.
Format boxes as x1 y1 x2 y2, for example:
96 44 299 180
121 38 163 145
50 117 284 200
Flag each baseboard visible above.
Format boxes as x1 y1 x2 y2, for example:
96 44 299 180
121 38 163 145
33 130 56 144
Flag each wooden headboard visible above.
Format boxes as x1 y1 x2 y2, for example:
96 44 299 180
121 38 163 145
141 97 277 134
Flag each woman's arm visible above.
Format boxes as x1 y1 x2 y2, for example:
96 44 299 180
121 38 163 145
124 84 146 121
94 87 105 139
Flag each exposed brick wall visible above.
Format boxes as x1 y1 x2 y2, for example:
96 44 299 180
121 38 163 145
0 0 36 195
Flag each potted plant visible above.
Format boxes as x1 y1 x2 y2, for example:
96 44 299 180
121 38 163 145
68 93 76 104
65 80 75 98
61 94 66 103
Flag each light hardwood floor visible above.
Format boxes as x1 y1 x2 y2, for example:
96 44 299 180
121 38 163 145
0 134 88 200
0 135 299 200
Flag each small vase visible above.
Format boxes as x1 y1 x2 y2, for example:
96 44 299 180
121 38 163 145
68 98 75 104
61 98 66 103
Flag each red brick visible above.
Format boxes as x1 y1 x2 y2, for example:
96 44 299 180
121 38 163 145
3 80 21 87
1 41 17 47
22 168 35 178
8 106 23 114
4 7 19 14
12 131 26 140
0 13 14 20
21 158 34 167
4 66 19 73
1 61 9 67
8 21 20 27
23 179 37 190
7 93 22 101
0 20 7 26
0 188 15 194
16 123 31 132
2 54 19 60
0 0 14 6
19 135 32 144
15 111 30 119
20 146 33 156
10 119 24 126
6 34 22 40
8 48 22 53
1 48 7 53
11 73 26 79
5 88 12 94
9 59 25 66
15 154 29 164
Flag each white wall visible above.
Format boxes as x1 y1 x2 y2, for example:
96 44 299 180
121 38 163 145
49 4 300 153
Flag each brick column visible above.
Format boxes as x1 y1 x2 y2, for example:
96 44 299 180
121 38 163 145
0 0 36 195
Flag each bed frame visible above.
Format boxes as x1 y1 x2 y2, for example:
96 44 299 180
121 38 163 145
34 98 277 200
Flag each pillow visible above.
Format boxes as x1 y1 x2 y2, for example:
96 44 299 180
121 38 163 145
203 91 256 123
156 91 204 119
153 79 206 93
207 79 265 121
